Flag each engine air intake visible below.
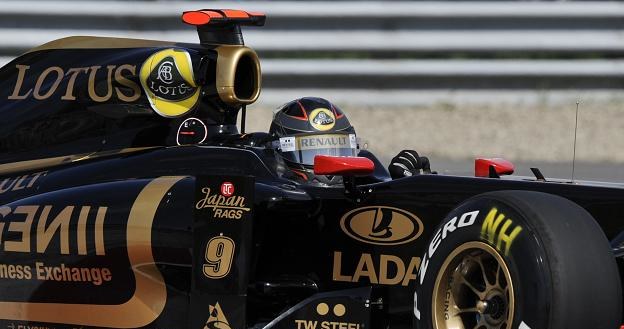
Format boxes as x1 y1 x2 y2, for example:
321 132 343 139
215 46 262 105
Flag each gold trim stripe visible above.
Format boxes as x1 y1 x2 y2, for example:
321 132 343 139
0 147 158 177
27 36 179 54
0 176 185 328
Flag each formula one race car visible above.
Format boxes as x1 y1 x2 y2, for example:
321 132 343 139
0 9 622 329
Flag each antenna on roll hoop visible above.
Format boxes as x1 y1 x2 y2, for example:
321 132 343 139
571 100 580 183
241 105 247 134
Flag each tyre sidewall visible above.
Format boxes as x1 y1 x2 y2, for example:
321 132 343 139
414 197 551 329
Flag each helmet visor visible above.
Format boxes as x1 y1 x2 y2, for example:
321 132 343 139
277 133 357 166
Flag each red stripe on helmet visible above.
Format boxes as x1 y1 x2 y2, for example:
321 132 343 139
331 104 344 119
285 100 309 121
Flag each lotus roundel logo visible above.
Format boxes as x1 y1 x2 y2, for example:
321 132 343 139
340 206 424 245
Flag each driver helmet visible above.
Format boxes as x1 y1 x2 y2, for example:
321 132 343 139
269 97 357 185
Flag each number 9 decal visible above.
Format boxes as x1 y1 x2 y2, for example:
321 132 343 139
203 236 235 279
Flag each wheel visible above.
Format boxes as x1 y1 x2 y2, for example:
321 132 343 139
414 190 622 329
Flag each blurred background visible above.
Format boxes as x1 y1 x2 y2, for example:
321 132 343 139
0 1 622 181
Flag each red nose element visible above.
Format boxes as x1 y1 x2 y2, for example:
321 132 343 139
475 158 515 178
314 155 375 176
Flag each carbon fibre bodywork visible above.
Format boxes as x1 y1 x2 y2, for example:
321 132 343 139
0 143 623 329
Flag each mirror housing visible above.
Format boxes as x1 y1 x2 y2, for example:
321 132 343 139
475 158 515 178
314 155 375 176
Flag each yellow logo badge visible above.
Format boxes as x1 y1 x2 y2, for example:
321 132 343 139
309 108 336 131
139 48 200 117
204 303 232 329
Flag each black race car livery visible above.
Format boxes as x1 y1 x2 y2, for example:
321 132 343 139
0 9 621 329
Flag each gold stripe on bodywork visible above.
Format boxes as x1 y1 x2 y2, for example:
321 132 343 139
27 36 179 54
0 147 159 177
0 153 93 176
0 176 185 328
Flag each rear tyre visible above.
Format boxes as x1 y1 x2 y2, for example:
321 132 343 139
414 190 621 329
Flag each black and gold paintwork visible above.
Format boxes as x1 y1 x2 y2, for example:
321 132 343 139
0 9 623 329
